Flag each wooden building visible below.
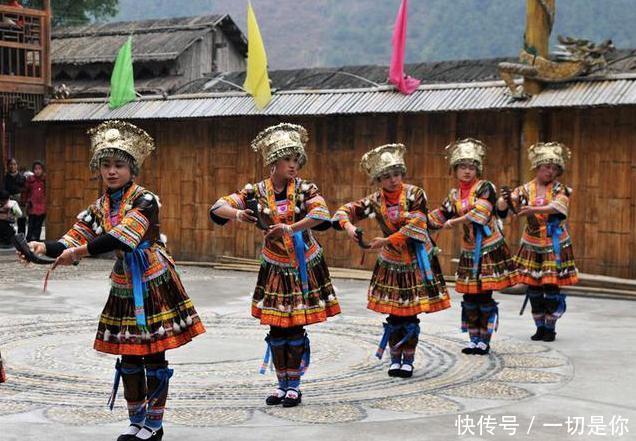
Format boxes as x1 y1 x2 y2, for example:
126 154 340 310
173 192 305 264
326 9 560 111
33 50 636 279
51 15 247 98
0 1 51 170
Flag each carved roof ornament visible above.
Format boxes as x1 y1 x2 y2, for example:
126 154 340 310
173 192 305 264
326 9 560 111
498 0 614 100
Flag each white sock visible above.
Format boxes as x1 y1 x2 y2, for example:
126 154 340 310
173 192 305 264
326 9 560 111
477 342 488 350
400 364 413 372
389 363 401 370
272 388 286 398
121 424 141 436
285 389 299 399
465 342 477 349
135 427 157 440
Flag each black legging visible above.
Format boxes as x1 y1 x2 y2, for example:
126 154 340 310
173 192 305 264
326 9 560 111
121 351 166 366
27 214 45 241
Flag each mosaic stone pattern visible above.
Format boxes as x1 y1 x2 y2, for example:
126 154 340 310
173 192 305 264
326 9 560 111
0 313 573 426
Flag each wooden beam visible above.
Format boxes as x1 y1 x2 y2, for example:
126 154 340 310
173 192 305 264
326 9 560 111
519 109 542 236
41 0 52 88
524 0 555 95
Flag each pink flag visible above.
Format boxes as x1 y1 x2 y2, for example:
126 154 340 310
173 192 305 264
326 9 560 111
389 0 421 95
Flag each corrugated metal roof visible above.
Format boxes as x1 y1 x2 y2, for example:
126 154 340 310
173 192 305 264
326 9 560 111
33 75 636 122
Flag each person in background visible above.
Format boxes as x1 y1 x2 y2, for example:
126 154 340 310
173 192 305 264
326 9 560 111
0 189 22 247
3 158 27 235
24 160 46 241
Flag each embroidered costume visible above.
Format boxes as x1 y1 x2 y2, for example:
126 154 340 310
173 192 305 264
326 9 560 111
210 123 339 407
43 121 205 441
333 143 450 377
502 142 578 341
428 139 518 355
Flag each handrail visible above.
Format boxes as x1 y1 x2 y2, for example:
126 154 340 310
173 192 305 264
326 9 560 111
0 5 48 17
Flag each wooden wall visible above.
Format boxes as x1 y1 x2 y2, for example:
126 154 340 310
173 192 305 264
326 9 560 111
545 107 636 278
43 107 636 278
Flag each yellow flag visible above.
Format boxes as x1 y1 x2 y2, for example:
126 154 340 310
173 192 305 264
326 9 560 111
243 2 272 109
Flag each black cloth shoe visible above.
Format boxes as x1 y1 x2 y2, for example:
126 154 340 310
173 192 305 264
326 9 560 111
265 389 286 405
282 389 302 407
461 342 477 354
530 327 546 341
116 424 142 441
134 427 163 441
542 329 556 342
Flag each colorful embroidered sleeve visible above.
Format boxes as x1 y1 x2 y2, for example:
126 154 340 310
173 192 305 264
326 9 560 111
209 186 249 225
397 187 431 242
301 181 331 222
427 195 454 230
108 193 155 249
387 231 407 246
332 194 375 230
59 206 99 248
550 183 570 218
465 181 496 225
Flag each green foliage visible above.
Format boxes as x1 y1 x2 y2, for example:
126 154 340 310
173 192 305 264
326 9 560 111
23 0 118 26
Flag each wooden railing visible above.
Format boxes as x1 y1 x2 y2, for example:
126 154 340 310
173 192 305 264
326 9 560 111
0 2 51 95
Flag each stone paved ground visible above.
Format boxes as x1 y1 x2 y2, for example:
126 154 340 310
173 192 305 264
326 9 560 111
0 252 634 440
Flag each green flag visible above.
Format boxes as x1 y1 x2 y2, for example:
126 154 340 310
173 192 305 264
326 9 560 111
109 36 136 109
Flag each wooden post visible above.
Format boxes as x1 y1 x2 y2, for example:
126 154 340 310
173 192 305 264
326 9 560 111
520 110 542 182
519 109 542 237
42 0 52 88
524 0 555 95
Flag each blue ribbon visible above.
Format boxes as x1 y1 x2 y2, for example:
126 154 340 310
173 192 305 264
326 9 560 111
472 223 492 278
396 323 420 347
289 334 311 375
292 231 309 296
480 303 500 334
546 292 567 317
413 241 434 282
546 216 564 269
124 240 151 328
259 340 272 375
260 336 285 374
107 358 122 410
461 301 479 332
376 322 420 360
376 322 393 359
301 335 311 374
141 366 174 411
108 359 145 412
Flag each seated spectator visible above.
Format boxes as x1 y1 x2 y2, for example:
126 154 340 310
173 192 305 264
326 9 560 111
0 189 22 247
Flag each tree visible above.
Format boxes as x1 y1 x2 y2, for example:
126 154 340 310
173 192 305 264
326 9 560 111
22 0 119 26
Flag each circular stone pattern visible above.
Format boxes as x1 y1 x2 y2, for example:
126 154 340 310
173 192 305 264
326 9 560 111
0 312 572 426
